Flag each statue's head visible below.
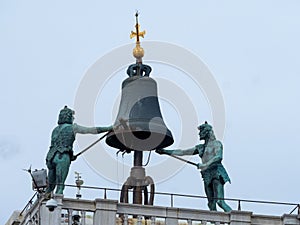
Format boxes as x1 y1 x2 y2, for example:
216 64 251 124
58 106 74 125
197 121 214 140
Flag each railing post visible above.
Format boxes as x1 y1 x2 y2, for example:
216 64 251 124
93 199 117 225
81 211 86 225
123 214 128 225
170 194 174 207
137 215 143 225
104 188 107 199
150 216 156 225
238 200 241 211
67 208 73 225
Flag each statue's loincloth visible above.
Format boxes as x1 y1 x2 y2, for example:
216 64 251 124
201 162 231 185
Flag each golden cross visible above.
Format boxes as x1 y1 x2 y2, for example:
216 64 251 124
130 12 146 43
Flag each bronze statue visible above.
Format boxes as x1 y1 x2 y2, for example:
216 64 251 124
45 106 112 195
156 121 232 212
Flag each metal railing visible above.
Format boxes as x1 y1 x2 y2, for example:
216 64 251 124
58 183 300 216
16 184 300 225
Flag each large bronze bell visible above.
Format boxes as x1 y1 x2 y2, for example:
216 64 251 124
106 63 174 151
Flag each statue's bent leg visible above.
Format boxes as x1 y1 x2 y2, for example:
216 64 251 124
54 153 71 194
204 182 216 211
213 179 232 212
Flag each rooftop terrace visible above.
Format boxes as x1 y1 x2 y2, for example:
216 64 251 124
7 185 300 225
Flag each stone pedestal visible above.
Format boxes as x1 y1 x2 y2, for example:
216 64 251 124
230 210 252 225
93 199 118 225
165 208 179 225
40 194 63 225
282 214 300 225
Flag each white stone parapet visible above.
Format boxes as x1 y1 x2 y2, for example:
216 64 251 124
13 196 300 225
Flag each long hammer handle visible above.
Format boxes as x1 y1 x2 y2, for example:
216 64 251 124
74 120 127 158
161 151 198 167
75 131 112 157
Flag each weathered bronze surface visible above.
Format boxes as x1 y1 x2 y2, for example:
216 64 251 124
45 106 112 195
156 122 232 212
105 71 174 151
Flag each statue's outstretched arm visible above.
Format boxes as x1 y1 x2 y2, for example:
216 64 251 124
73 123 113 134
96 125 113 133
156 147 198 156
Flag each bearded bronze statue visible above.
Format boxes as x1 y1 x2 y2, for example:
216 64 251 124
156 121 232 212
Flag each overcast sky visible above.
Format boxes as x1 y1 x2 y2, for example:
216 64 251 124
2 0 300 223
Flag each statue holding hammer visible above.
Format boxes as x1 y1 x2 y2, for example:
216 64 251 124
156 121 232 212
45 106 113 196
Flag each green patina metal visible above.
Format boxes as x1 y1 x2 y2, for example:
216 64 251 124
156 121 232 212
45 106 112 195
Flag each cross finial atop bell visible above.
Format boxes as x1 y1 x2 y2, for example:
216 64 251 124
130 11 146 63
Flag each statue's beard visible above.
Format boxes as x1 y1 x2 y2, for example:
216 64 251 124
199 135 206 140
199 132 210 141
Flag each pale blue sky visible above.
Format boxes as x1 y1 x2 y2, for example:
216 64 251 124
2 0 300 223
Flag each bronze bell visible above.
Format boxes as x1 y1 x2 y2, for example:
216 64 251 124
106 63 174 151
